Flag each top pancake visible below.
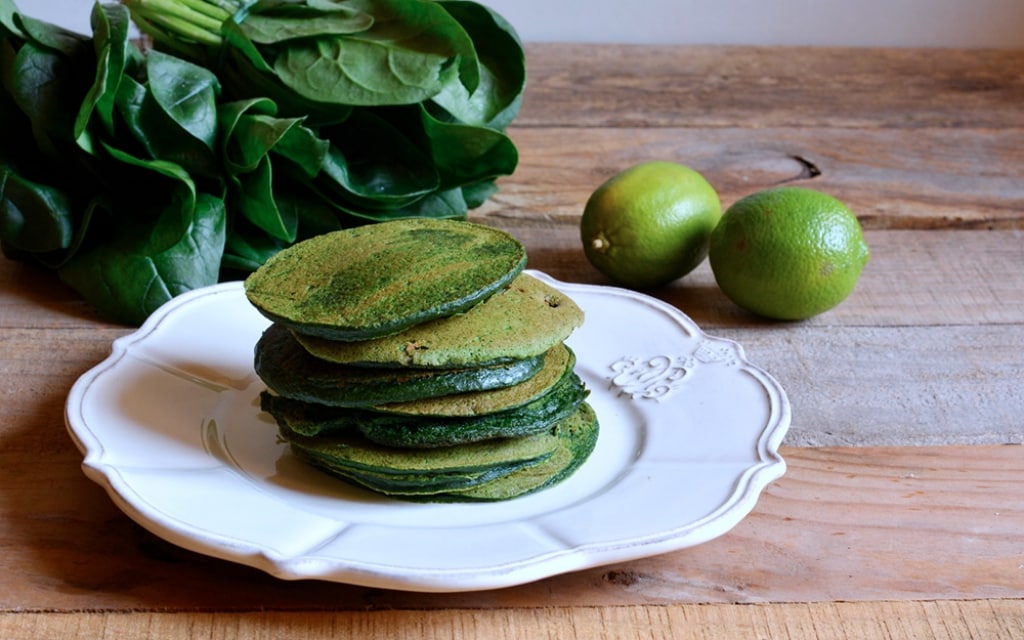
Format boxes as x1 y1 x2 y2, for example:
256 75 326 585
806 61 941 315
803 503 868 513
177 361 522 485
244 219 527 341
295 273 584 368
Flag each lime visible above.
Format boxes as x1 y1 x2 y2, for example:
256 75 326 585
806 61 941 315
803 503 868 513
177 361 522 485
708 186 869 320
580 161 721 289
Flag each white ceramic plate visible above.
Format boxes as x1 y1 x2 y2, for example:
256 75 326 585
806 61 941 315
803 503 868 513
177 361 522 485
65 271 790 592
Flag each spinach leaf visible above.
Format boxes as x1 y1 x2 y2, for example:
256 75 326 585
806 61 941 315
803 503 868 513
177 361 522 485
240 3 373 43
0 0 19 36
222 220 287 273
147 50 221 150
461 178 498 209
343 185 468 222
58 192 226 325
317 108 439 210
2 39 90 160
99 143 203 243
113 53 221 178
219 23 353 125
218 99 330 183
432 0 525 129
418 103 518 189
0 168 74 253
235 154 297 241
2 0 525 325
219 97 328 242
272 120 330 177
12 11 87 55
270 0 476 106
75 2 137 142
56 138 226 324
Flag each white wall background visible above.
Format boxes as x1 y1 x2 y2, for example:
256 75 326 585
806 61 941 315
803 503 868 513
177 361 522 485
16 0 1024 48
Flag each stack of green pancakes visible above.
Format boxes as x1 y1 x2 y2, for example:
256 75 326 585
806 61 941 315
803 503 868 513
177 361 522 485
244 219 599 502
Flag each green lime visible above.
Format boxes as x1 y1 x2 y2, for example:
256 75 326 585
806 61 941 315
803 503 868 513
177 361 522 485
580 161 721 289
708 186 870 320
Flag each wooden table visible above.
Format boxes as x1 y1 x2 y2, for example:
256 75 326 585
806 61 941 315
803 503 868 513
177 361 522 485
2 45 1023 638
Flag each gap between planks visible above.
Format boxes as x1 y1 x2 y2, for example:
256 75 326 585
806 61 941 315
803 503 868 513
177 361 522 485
2 600 1023 640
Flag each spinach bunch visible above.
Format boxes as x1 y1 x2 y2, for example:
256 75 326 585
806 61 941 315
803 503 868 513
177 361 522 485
0 0 524 324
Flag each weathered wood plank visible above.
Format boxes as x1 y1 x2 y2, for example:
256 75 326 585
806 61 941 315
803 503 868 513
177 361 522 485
2 127 1021 327
3 229 1023 332
474 226 1024 330
2 232 1022 451
726 325 1024 446
519 45 1024 130
0 261 117 329
589 446 1024 604
2 433 1021 609
485 126 1024 229
3 600 1024 640
2 236 1023 448
1 45 1021 635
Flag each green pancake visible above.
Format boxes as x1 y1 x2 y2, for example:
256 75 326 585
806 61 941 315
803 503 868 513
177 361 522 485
283 402 600 501
244 219 527 341
280 420 562 486
255 323 544 407
259 365 589 448
442 402 599 501
327 463 533 494
295 273 584 368
375 344 576 417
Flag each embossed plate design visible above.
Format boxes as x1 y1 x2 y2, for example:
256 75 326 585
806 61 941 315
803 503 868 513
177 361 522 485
65 271 790 592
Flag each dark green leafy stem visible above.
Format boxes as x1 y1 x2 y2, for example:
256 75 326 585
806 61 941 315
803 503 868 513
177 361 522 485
0 0 525 324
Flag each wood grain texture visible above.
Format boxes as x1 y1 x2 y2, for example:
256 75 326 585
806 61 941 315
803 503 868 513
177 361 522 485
496 228 1024 446
480 127 1024 230
3 600 1024 640
483 226 1024 330
5 228 1024 333
1 43 1022 635
518 45 1024 129
2 232 1021 450
2 441 1022 610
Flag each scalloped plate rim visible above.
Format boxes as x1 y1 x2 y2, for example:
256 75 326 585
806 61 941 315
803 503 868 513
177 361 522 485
64 271 791 592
